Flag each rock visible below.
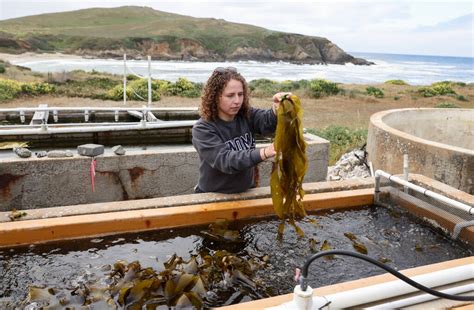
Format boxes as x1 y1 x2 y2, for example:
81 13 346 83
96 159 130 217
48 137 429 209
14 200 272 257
13 147 31 158
48 150 74 158
112 145 126 155
77 144 104 157
327 149 371 181
35 151 48 158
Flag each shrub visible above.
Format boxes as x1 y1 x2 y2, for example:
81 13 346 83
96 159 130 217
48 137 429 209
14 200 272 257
431 83 455 96
0 64 6 74
433 81 466 87
366 86 384 98
21 82 56 96
106 85 131 101
385 79 408 85
0 79 22 101
128 79 161 101
166 78 202 98
308 79 340 98
418 82 456 97
308 125 367 165
249 79 280 97
435 102 460 108
127 74 140 81
418 87 437 97
456 95 468 101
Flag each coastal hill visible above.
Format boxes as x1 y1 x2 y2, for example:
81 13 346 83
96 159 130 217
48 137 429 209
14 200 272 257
0 6 372 65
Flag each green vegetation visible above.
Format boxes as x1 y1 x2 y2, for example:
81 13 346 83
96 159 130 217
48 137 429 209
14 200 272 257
56 77 120 99
0 79 21 101
0 64 5 74
165 78 202 98
418 81 456 97
308 126 367 165
385 79 408 85
434 80 466 87
366 86 384 98
0 79 55 101
106 78 202 101
308 79 340 98
434 102 460 108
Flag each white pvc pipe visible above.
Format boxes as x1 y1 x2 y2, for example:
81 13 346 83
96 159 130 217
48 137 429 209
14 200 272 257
315 264 472 309
365 283 474 309
375 170 473 215
0 107 198 112
0 120 197 135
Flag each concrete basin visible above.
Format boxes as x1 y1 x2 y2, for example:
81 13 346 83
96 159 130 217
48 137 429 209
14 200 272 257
367 108 473 194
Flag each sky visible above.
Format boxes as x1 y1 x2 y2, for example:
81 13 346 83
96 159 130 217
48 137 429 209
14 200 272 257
0 0 473 57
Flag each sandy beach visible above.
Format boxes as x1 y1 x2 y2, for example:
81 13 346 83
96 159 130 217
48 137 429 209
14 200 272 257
0 52 86 63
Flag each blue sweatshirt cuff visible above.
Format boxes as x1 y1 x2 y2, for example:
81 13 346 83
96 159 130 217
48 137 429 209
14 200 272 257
251 149 263 164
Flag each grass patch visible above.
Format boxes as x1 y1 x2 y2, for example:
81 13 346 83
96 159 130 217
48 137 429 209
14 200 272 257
307 125 367 165
366 86 384 98
434 102 460 108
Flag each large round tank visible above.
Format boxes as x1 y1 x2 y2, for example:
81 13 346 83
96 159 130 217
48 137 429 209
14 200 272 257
368 108 473 194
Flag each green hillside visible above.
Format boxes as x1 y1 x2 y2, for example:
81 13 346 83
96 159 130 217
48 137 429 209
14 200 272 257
0 6 272 38
0 6 371 65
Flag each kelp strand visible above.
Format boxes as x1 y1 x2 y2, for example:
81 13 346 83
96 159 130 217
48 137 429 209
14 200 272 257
270 95 308 236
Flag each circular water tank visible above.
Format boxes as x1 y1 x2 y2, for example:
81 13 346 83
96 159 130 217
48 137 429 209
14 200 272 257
367 108 473 194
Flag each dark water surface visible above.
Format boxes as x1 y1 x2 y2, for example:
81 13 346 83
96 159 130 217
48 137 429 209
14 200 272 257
1 204 471 307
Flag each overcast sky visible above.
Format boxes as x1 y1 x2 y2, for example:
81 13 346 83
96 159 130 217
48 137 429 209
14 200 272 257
1 0 473 57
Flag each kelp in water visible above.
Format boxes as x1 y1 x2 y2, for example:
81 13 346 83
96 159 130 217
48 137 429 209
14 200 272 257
270 95 308 236
25 249 270 308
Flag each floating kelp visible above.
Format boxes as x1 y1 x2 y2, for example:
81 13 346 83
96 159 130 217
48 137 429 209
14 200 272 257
270 95 308 236
200 219 243 243
25 250 269 308
344 232 368 254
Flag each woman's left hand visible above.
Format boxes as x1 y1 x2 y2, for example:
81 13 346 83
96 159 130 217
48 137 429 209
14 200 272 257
272 92 292 113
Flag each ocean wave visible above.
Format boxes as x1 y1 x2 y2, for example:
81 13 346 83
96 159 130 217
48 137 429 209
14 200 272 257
7 54 473 85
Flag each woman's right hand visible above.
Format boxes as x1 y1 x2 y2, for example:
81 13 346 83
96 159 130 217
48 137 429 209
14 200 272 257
272 92 292 113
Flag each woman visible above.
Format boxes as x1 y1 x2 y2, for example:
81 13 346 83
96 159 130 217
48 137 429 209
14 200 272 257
192 66 290 193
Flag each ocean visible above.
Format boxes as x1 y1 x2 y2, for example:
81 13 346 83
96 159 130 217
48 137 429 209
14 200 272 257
8 52 473 85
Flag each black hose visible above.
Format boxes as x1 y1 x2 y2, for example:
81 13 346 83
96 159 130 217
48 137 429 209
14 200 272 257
300 250 473 301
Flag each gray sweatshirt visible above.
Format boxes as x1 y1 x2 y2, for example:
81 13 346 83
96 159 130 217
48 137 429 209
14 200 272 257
192 107 277 193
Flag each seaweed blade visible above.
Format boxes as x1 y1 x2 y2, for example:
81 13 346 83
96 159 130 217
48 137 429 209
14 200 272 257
270 95 308 236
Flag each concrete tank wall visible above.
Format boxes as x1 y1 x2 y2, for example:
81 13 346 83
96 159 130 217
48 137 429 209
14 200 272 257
0 134 329 210
368 108 473 194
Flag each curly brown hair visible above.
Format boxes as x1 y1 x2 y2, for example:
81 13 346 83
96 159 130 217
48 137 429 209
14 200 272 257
200 70 250 122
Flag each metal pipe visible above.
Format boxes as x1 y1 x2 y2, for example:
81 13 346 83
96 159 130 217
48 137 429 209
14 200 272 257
374 174 381 203
148 55 152 108
123 54 127 105
0 120 197 135
375 170 473 215
403 154 409 193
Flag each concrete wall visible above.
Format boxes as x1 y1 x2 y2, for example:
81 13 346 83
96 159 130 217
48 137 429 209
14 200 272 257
0 133 328 210
368 108 473 194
